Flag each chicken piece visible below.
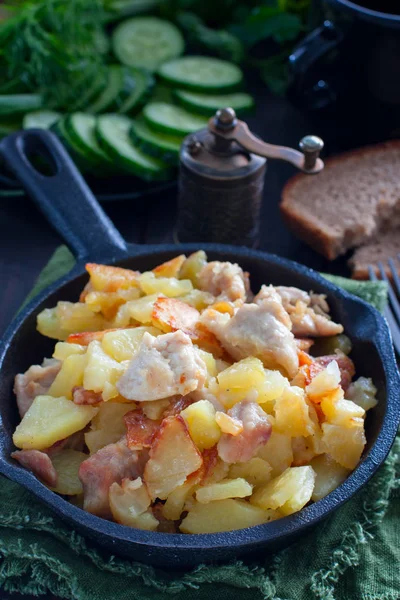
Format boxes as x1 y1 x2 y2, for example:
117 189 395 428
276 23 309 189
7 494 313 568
198 261 251 302
311 354 355 392
256 286 343 338
78 437 145 518
11 449 57 487
201 289 299 378
72 387 103 406
295 338 314 353
14 358 61 418
217 401 272 464
116 331 207 401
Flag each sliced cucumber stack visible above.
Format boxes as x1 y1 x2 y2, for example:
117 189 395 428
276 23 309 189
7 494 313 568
173 90 255 117
112 17 184 72
143 102 208 136
0 94 42 116
23 110 61 130
118 68 154 114
130 116 183 165
96 114 172 180
158 56 243 93
65 113 115 170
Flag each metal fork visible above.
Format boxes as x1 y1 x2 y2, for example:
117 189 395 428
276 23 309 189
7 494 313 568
369 259 400 355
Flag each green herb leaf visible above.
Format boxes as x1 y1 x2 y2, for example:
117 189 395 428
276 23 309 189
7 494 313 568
231 10 303 47
0 0 107 110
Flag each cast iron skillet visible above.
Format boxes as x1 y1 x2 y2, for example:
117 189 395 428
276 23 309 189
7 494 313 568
0 129 399 568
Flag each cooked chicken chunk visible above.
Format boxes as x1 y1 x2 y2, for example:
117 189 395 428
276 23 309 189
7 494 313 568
11 449 57 487
116 331 207 401
256 286 343 337
14 358 61 418
217 401 272 463
201 289 299 378
198 261 251 302
79 437 145 518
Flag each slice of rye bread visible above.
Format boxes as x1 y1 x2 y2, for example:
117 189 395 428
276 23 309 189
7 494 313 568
349 229 400 279
280 140 400 260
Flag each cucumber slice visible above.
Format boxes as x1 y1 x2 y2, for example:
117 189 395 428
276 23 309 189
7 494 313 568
112 17 184 72
23 110 61 130
71 70 108 111
86 66 124 114
158 56 243 93
173 90 255 117
0 94 42 116
65 113 115 169
51 118 95 173
96 114 172 181
143 102 207 136
130 116 183 165
118 68 154 115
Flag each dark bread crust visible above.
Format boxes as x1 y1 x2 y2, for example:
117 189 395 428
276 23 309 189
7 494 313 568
280 201 339 260
350 264 370 280
281 140 400 261
348 228 400 280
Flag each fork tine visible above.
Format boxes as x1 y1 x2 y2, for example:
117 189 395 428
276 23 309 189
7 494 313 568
383 305 400 356
369 265 400 356
377 261 400 325
388 257 400 296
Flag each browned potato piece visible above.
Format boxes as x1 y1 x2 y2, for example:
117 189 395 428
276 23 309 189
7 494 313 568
144 416 203 500
152 255 186 278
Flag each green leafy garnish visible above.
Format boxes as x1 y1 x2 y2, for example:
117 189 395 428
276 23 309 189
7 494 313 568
0 0 107 109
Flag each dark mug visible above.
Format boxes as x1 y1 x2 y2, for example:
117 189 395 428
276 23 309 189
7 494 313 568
288 0 400 149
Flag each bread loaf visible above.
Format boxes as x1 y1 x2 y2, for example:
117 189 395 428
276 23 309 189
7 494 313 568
349 229 400 280
280 141 400 260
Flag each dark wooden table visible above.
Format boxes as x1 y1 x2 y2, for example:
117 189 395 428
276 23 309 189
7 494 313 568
0 87 351 600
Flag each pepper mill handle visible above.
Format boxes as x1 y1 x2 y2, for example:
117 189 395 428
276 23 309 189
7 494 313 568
209 108 324 174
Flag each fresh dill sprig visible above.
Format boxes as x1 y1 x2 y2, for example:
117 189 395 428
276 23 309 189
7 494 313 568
0 0 107 109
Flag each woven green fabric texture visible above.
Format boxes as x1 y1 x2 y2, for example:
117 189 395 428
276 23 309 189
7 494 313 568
1 246 398 600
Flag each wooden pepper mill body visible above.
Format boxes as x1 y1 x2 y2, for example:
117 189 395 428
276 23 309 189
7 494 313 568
177 129 266 247
176 108 324 247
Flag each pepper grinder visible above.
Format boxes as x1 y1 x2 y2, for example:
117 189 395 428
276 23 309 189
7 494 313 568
176 107 324 247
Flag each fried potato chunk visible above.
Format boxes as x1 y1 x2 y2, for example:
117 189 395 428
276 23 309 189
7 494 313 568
13 395 98 450
180 498 274 534
109 477 158 530
144 416 203 500
86 263 140 292
251 466 315 516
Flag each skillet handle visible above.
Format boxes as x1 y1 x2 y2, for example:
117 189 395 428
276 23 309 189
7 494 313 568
0 129 129 261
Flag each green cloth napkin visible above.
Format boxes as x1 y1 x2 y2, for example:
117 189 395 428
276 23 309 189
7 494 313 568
1 246 398 600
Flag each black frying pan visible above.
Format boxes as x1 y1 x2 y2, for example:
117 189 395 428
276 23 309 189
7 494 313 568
0 129 399 568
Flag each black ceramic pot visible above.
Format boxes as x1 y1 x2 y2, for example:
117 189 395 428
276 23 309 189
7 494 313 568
288 0 400 149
